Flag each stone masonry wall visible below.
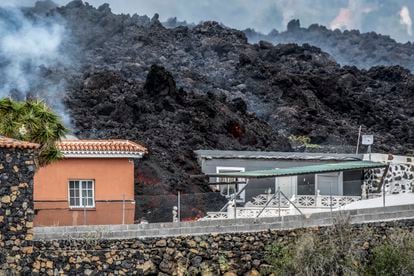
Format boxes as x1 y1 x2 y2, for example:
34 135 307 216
1 145 414 275
26 219 414 275
0 147 36 273
364 163 414 194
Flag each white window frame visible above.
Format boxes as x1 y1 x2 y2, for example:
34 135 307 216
274 168 297 197
316 172 343 196
216 167 246 202
68 180 95 208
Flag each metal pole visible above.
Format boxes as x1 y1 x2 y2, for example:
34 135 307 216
383 180 386 208
356 125 362 155
122 194 125 225
329 178 333 217
219 181 249 212
178 191 181 223
257 192 278 218
234 198 237 220
278 186 281 217
280 190 304 216
368 145 372 161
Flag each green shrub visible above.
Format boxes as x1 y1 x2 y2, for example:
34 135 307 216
264 221 414 276
288 135 321 149
264 242 294 275
0 98 67 166
365 229 414 276
264 218 365 275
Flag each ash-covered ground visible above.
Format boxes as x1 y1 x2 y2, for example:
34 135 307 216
7 1 414 199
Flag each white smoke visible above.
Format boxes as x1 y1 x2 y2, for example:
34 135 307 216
330 0 376 31
0 6 71 125
0 11 64 94
399 6 412 36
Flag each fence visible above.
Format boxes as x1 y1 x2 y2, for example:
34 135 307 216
33 183 411 227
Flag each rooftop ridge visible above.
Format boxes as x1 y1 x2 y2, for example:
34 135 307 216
56 139 148 158
0 136 40 150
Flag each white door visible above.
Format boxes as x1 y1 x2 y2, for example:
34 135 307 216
316 172 342 196
275 176 297 198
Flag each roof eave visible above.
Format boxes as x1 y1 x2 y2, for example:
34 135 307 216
194 150 363 161
62 151 145 159
207 161 388 179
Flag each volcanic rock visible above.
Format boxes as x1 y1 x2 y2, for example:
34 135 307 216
6 2 412 220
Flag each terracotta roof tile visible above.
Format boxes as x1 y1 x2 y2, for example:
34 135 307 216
0 136 40 150
57 140 148 156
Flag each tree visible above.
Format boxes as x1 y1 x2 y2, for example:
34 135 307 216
0 98 68 166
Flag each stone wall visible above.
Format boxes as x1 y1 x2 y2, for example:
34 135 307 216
0 147 36 273
24 219 414 275
364 163 414 194
1 145 414 275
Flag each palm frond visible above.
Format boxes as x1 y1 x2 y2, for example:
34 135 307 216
0 97 68 166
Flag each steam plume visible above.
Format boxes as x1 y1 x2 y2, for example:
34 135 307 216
400 6 412 36
330 0 375 31
0 6 71 125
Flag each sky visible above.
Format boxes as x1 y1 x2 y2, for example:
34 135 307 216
2 0 414 42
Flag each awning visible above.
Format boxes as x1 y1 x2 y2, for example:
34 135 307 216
207 161 387 179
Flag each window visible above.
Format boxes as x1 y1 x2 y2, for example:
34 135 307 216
317 172 341 196
216 167 245 201
69 180 95 208
297 174 316 195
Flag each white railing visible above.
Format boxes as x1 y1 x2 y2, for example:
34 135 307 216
294 194 361 208
200 212 228 220
236 207 293 218
200 207 294 220
200 193 361 220
245 193 361 209
244 193 290 208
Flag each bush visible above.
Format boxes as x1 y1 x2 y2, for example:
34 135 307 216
264 242 294 275
365 229 414 276
264 220 414 276
288 135 320 149
0 98 67 166
264 218 368 275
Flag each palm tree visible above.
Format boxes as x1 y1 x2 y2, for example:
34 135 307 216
0 98 68 166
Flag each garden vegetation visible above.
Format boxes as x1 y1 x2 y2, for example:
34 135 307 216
264 218 414 275
0 98 67 166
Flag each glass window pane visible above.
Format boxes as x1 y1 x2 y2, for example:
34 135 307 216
68 180 94 207
297 174 316 195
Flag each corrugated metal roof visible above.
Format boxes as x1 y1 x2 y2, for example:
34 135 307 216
207 161 387 179
194 150 362 161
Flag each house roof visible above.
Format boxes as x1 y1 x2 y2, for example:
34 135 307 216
207 161 387 179
195 150 363 161
57 140 148 159
0 136 40 150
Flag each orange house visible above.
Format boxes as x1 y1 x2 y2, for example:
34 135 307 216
34 139 147 226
